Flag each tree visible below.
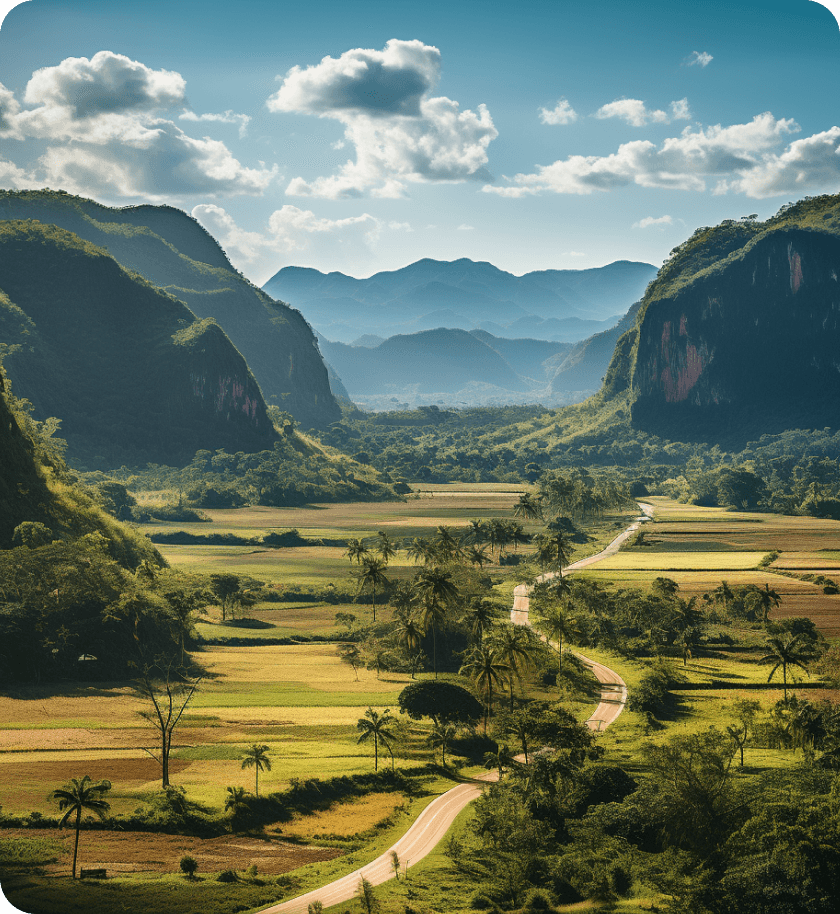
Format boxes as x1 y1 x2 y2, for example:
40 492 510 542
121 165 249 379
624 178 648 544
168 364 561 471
489 623 535 710
136 661 203 788
179 855 198 879
376 531 397 564
762 633 813 700
676 626 703 667
355 556 389 623
467 545 492 569
163 588 208 666
460 644 511 734
726 699 761 767
356 875 379 914
390 849 401 881
345 538 370 565
498 709 534 764
209 573 241 622
413 567 458 677
357 707 396 771
461 598 500 646
710 581 735 618
50 775 111 879
429 720 457 767
224 785 250 827
241 744 271 797
756 583 782 623
398 680 483 727
339 643 362 680
514 493 543 521
433 525 462 562
483 742 516 779
532 603 579 671
394 611 424 656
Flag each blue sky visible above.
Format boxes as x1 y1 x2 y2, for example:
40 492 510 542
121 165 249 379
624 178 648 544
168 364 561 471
0 0 839 284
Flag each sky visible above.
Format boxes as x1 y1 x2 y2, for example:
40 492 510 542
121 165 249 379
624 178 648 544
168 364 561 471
0 0 839 286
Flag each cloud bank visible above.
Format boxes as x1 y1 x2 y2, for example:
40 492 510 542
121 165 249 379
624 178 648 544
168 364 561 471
267 39 497 198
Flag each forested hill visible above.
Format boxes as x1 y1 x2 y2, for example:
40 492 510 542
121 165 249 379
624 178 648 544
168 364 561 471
598 194 840 441
0 190 340 429
0 220 279 468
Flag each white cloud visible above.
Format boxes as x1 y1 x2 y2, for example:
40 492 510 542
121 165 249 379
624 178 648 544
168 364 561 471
192 203 411 267
267 39 497 198
563 251 586 257
539 98 577 125
595 97 690 127
0 82 22 139
485 112 808 198
685 51 714 68
179 109 251 138
331 139 346 150
0 155 37 188
457 224 475 231
1 51 276 199
633 214 673 228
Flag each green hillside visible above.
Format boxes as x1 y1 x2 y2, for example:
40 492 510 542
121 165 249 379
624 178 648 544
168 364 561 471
0 191 340 429
0 220 279 468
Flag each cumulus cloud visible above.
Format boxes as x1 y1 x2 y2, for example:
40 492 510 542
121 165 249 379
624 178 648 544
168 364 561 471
539 98 577 125
0 155 37 188
484 112 813 199
633 214 673 228
179 110 251 138
0 82 23 139
457 224 475 231
685 51 713 67
192 203 411 269
266 39 497 198
1 51 275 199
595 97 690 127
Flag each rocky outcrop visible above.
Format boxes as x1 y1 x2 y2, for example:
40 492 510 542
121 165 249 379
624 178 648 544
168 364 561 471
631 229 840 434
0 191 341 429
0 221 278 467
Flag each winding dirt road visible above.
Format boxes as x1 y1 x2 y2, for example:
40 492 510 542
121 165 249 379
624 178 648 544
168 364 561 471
261 504 653 914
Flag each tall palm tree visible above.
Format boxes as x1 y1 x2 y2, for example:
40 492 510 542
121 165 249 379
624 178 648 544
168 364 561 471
50 776 111 879
356 707 396 771
711 581 735 617
376 531 398 564
466 544 492 569
462 519 487 547
240 744 271 797
483 742 516 779
395 611 424 655
413 568 459 677
433 526 462 562
461 598 499 646
428 720 457 767
514 493 543 521
460 644 511 734
489 623 535 710
355 556 390 623
509 522 530 553
756 583 782 623
407 537 436 566
762 634 813 700
533 604 579 671
345 538 370 565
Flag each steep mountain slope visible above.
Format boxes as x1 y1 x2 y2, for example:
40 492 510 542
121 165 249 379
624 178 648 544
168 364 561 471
0 191 340 428
468 331 572 379
547 304 641 394
318 328 533 396
600 195 840 439
264 258 656 343
0 221 278 467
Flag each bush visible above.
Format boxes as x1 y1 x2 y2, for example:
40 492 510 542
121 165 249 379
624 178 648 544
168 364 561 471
609 864 632 897
523 888 553 910
216 869 237 882
179 855 198 879
468 891 494 910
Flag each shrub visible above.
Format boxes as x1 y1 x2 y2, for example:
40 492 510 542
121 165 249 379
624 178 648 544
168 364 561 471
245 863 258 879
308 903 324 914
216 869 237 883
179 855 198 879
468 891 494 910
609 864 632 897
523 888 552 911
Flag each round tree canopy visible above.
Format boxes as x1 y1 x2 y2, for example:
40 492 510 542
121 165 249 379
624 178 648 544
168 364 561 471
397 680 483 725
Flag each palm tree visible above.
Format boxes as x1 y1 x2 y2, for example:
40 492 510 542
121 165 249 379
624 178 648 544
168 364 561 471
461 598 499 646
483 742 516 779
711 581 735 617
224 785 250 828
355 556 390 623
756 583 782 623
50 776 111 879
489 623 535 710
240 744 271 797
514 493 543 521
762 634 813 700
462 519 487 547
428 720 457 767
501 709 534 764
466 544 492 569
407 537 436 566
676 627 703 667
376 531 398 564
345 538 369 565
533 604 579 671
413 568 459 677
433 526 462 562
395 611 425 655
460 644 511 734
509 522 530 553
356 707 396 771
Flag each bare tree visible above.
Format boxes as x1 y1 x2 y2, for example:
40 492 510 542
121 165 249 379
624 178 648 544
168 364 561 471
136 659 203 788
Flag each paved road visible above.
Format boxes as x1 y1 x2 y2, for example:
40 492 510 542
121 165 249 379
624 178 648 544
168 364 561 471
261 504 653 914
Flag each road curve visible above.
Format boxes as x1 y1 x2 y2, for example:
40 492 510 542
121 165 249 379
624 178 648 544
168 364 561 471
260 504 653 914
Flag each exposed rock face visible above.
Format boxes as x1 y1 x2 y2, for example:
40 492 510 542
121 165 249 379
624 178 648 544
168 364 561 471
0 221 278 467
0 191 341 428
630 228 840 434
